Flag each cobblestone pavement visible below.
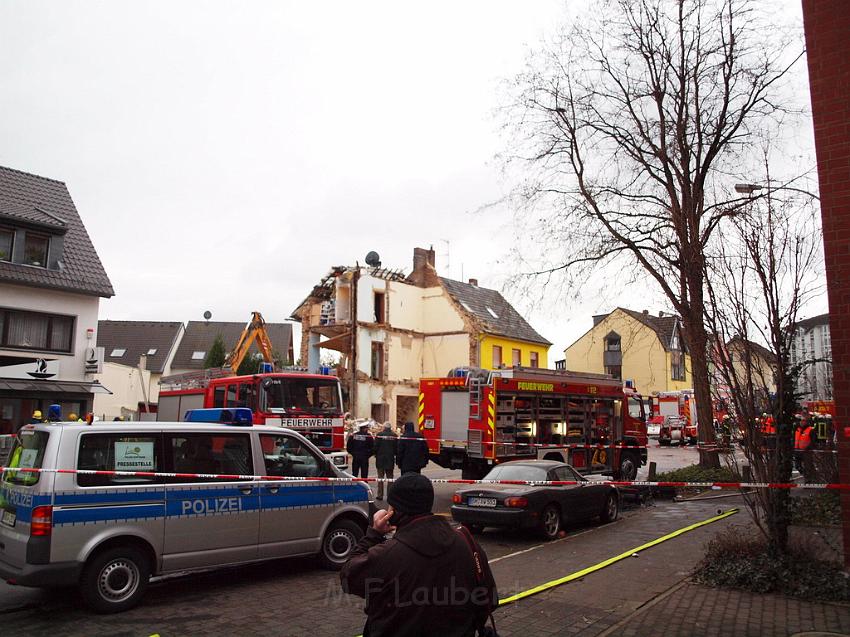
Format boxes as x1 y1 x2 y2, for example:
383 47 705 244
2 484 846 636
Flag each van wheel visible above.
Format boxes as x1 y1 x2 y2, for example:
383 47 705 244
80 546 149 613
319 519 363 570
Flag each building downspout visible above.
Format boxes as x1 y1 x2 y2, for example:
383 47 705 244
350 268 359 417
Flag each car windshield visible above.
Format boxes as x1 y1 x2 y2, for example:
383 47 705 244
484 464 549 482
262 378 341 415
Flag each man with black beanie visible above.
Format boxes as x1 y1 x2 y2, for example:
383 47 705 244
340 474 498 637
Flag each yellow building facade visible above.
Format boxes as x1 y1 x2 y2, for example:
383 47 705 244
565 308 691 396
479 334 549 370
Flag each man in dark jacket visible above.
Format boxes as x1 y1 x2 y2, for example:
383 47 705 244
347 423 375 479
396 421 429 474
340 474 498 637
373 423 398 500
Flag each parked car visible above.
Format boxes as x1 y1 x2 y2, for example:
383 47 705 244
450 460 619 540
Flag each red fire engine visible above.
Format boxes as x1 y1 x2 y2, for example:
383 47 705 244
157 370 349 468
655 390 698 446
419 367 648 480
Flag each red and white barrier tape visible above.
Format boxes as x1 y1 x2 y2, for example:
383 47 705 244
1 466 847 490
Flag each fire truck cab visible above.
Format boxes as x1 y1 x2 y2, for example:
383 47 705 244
158 371 349 469
419 367 648 480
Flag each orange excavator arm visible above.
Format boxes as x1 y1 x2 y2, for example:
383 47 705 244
224 311 276 373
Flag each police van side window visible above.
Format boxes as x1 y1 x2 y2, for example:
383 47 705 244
77 433 163 487
167 433 253 482
260 434 324 478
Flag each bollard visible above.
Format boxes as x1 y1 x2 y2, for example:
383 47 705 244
648 461 657 481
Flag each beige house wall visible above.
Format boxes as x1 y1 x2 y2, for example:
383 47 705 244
565 311 689 396
93 362 153 421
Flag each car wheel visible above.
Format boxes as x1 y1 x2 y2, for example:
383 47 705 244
618 454 638 481
600 492 619 523
319 519 363 570
80 546 150 614
539 504 561 540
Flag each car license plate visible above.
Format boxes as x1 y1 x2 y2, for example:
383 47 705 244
1 509 15 527
468 497 497 508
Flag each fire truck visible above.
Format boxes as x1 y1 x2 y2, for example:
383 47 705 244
655 390 698 446
418 367 648 480
157 370 348 468
156 312 348 467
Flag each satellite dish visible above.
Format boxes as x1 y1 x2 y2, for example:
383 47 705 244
365 251 381 267
203 310 212 321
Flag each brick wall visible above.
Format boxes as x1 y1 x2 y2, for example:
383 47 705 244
802 0 850 567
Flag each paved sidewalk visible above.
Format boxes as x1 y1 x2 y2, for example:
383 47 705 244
490 496 850 637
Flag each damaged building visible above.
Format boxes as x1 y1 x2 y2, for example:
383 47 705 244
290 247 551 424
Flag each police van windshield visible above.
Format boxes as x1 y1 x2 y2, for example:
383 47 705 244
3 430 49 486
262 378 341 415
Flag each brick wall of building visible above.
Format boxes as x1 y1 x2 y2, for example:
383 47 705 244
802 0 850 566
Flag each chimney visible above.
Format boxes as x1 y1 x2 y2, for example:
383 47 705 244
409 246 440 288
138 354 147 371
643 309 649 315
468 278 478 286
592 313 608 326
659 311 665 317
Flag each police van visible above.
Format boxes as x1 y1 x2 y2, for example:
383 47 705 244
0 409 372 613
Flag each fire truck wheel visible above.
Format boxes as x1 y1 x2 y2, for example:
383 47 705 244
600 492 619 523
539 504 562 540
617 454 638 481
659 439 670 446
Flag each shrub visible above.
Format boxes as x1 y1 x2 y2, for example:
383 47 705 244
695 525 850 601
789 492 841 527
655 464 740 484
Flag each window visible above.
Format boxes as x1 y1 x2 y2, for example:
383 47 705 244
0 228 12 262
147 348 158 356
605 334 621 351
191 351 205 360
213 386 225 408
168 433 252 480
3 430 50 486
371 342 384 380
460 301 473 312
512 348 521 366
236 382 256 409
530 352 539 368
605 365 622 380
226 383 238 405
373 291 386 323
492 345 502 368
77 433 163 487
0 309 74 353
23 233 49 267
486 307 499 319
260 434 324 478
671 351 685 381
371 402 388 423
110 348 126 357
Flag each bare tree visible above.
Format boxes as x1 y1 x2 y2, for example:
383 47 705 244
503 0 803 465
705 182 822 555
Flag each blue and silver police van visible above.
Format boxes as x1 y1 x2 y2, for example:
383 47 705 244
0 409 372 613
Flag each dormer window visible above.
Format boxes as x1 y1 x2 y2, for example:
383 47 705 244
147 348 158 355
23 233 49 267
110 348 126 357
0 228 12 262
486 307 499 319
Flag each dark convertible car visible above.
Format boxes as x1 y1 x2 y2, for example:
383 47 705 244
451 460 619 539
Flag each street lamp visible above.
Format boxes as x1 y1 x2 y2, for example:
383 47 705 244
734 183 764 194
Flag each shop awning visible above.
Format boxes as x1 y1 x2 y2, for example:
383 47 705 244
0 379 112 395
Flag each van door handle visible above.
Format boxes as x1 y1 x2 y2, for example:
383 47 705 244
266 486 280 494
239 486 254 495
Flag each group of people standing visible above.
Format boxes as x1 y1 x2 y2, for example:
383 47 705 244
346 421 430 499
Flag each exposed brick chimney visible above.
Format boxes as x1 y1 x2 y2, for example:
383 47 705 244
408 246 440 287
468 278 478 286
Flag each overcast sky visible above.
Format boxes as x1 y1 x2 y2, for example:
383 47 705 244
1 1 818 358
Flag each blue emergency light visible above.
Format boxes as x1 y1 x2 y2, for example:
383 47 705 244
183 408 254 426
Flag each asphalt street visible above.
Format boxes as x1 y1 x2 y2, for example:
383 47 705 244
0 441 698 624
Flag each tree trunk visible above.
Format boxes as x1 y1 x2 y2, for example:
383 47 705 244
682 308 720 469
